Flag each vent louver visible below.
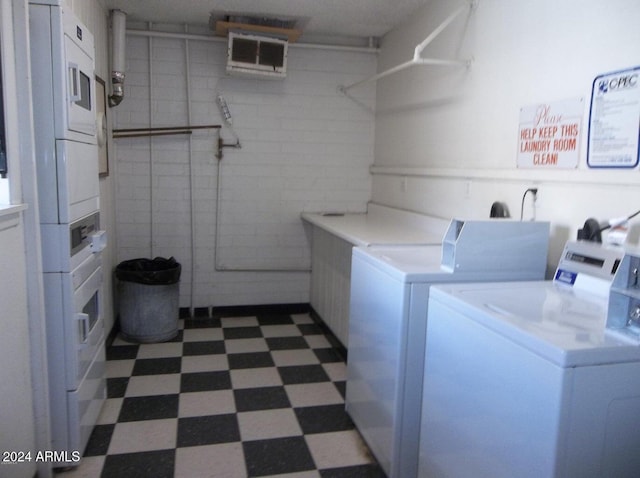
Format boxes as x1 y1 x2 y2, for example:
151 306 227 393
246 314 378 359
226 32 288 79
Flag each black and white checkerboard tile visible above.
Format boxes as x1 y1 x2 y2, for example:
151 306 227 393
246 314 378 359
59 312 386 477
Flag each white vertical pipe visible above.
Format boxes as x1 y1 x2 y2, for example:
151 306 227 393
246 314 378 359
184 25 195 313
147 23 154 258
111 10 127 72
109 10 126 105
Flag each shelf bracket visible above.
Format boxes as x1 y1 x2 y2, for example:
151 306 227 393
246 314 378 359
339 0 477 93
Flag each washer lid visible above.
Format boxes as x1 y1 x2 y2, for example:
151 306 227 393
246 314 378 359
430 282 640 367
353 245 445 282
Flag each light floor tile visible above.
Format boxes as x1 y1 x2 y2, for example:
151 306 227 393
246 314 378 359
303 335 332 349
136 342 183 359
108 418 177 454
225 338 269 354
106 359 135 378
284 382 344 408
125 373 181 397
291 314 315 325
271 349 319 367
181 354 229 373
221 316 258 328
322 362 347 382
174 442 246 478
230 367 283 389
179 390 236 417
261 325 301 338
305 430 374 470
262 471 321 478
96 398 123 425
182 327 223 342
238 408 302 441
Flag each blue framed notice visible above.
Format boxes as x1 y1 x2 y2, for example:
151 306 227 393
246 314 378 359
587 66 640 168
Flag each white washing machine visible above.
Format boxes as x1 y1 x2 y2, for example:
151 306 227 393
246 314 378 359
346 219 550 478
419 241 640 478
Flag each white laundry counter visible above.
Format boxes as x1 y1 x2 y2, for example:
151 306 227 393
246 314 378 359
301 203 449 346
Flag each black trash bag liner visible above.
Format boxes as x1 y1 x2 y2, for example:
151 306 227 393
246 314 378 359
115 257 181 285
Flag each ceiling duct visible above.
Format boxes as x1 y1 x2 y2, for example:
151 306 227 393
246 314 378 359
109 9 127 107
226 32 288 79
210 12 304 42
210 13 302 79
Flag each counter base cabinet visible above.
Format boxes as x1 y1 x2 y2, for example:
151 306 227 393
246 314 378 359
309 227 353 346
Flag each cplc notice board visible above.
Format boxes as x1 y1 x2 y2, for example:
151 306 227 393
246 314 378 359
587 66 640 168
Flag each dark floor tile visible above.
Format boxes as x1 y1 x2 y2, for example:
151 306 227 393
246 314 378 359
118 394 179 422
223 326 263 340
295 404 355 434
106 345 139 360
101 449 175 478
193 307 210 318
180 371 231 393
334 381 347 399
107 377 129 398
184 317 221 329
177 414 240 447
256 314 294 326
227 352 275 369
243 436 315 477
278 364 330 385
313 348 343 363
183 340 225 356
131 357 181 376
234 386 290 412
83 424 114 457
320 464 387 478
266 336 309 351
298 323 323 336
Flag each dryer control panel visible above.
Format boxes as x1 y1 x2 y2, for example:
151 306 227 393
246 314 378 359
553 241 624 295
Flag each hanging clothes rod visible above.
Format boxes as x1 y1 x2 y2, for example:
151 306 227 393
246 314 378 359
113 124 221 138
340 0 477 93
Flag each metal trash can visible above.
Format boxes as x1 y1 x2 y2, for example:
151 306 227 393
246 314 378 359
115 257 181 343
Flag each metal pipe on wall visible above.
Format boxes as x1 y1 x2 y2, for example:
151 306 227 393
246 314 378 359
147 23 154 259
184 25 196 313
109 10 127 106
126 28 379 54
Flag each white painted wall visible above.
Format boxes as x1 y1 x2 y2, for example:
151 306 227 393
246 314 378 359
373 0 640 271
0 0 37 476
0 214 36 478
113 29 376 308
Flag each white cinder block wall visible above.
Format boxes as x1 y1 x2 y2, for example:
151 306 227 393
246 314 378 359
113 26 376 308
373 0 640 273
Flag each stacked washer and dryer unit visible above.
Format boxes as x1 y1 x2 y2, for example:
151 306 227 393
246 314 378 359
29 0 107 465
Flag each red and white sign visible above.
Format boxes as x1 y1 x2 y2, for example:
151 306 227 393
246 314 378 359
517 98 583 169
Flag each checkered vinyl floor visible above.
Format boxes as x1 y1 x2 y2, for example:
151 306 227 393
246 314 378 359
59 312 386 478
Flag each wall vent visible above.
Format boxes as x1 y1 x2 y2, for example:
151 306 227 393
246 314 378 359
226 32 288 79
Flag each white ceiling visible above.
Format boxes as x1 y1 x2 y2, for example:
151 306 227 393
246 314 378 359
99 0 432 41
